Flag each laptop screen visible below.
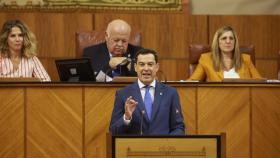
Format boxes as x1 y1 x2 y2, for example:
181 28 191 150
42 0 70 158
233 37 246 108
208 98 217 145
55 58 96 82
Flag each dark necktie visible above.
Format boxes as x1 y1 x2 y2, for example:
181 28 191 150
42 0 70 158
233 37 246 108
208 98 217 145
112 65 121 77
144 86 153 120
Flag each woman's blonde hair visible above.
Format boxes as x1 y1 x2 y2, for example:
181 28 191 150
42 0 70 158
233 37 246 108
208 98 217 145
211 26 242 71
0 19 37 58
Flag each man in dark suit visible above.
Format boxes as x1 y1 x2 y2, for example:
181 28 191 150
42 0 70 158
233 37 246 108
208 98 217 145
83 19 142 78
109 48 185 135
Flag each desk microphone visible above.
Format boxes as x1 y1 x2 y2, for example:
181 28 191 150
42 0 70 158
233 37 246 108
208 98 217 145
140 110 145 135
104 58 131 82
118 58 131 66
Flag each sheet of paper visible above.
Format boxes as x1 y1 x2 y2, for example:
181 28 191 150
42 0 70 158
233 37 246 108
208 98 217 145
95 71 113 82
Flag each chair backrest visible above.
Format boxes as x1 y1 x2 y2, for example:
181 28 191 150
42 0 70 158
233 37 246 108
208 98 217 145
188 44 255 77
75 30 141 57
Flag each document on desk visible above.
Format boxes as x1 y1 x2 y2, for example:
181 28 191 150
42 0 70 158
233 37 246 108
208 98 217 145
266 79 280 83
95 71 112 82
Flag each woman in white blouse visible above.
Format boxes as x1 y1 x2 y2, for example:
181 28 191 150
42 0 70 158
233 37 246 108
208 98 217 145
0 19 51 82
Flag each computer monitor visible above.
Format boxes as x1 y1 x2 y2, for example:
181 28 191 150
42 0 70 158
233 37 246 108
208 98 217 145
55 58 96 82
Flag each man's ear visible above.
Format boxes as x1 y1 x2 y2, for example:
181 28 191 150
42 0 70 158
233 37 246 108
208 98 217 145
156 63 159 71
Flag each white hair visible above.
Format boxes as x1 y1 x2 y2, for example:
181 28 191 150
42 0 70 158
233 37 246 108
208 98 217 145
106 19 131 37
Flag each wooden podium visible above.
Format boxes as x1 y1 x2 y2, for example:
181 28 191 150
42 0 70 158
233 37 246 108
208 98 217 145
107 133 226 158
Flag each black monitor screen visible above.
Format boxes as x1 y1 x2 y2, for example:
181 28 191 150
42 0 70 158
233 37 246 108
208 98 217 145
55 58 96 82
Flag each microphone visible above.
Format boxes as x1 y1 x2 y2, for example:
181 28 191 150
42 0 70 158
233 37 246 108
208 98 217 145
104 58 131 82
140 110 145 135
113 123 119 136
117 58 131 66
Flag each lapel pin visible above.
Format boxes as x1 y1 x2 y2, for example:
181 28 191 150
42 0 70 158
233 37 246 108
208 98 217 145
160 92 163 95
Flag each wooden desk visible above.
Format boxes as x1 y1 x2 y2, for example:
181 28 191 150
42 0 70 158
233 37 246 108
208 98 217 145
0 82 279 158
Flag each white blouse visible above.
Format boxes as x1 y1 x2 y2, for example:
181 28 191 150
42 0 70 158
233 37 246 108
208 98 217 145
0 56 51 82
223 68 240 78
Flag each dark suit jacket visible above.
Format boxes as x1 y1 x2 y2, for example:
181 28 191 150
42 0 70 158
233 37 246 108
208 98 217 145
109 81 186 135
83 42 142 77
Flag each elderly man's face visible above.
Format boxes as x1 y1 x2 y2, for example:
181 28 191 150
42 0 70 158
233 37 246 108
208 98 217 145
106 28 130 57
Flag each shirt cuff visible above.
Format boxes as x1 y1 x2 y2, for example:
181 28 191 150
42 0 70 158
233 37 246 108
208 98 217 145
123 114 131 125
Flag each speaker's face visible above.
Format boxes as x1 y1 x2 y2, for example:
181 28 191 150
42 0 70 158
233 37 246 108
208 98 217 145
135 54 159 85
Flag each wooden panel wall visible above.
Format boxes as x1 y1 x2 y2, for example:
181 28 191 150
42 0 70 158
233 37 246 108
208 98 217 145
0 12 279 81
26 87 83 158
251 87 280 158
0 88 24 158
197 87 250 158
84 87 116 158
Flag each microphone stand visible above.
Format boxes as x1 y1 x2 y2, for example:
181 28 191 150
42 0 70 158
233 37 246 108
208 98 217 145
140 110 145 135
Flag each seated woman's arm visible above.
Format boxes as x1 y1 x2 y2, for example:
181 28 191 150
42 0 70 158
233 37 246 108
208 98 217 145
188 63 206 81
32 56 51 82
246 56 262 79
